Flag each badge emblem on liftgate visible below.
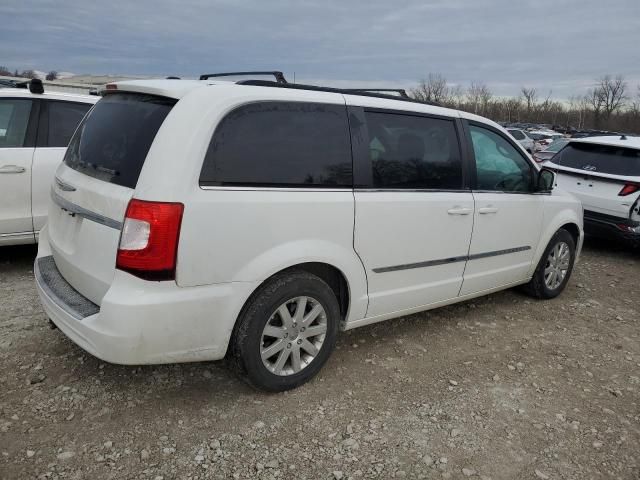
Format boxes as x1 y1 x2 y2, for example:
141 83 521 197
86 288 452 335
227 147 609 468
55 177 76 191
582 165 597 171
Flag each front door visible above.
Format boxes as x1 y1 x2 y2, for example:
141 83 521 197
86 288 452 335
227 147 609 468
350 106 474 318
460 122 543 296
0 98 36 239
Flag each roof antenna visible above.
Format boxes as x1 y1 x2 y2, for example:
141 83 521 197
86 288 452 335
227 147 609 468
620 134 627 140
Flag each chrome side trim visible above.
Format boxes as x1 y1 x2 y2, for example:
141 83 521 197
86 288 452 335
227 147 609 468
50 189 122 230
468 246 531 260
373 255 467 273
373 246 531 273
0 231 34 238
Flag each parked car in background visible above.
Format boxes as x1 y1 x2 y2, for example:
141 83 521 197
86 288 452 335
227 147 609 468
35 73 583 391
0 80 97 245
533 138 570 163
507 128 535 153
527 129 564 148
0 79 21 88
547 136 640 243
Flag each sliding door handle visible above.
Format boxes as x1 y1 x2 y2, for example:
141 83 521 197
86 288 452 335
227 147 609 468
478 207 499 214
447 207 472 215
0 165 26 174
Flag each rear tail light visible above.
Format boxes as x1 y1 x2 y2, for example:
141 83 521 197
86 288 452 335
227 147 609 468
116 199 184 280
618 183 640 196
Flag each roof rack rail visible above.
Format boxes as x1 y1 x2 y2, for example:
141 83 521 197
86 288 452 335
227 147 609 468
342 88 409 98
236 80 439 106
199 71 288 84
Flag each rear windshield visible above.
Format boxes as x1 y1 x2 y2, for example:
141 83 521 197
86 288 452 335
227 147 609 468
555 142 640 176
64 93 175 188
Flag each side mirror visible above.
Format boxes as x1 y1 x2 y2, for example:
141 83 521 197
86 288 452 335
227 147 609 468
537 168 556 192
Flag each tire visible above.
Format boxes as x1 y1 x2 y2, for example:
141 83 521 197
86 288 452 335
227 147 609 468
228 271 340 392
522 229 576 299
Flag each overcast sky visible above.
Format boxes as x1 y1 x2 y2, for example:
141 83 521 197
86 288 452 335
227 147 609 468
2 0 639 98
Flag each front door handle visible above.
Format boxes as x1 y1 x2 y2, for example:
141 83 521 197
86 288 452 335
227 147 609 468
0 165 26 174
447 207 472 215
478 207 499 214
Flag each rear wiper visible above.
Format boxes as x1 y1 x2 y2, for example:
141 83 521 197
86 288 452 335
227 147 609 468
95 165 120 176
85 162 120 176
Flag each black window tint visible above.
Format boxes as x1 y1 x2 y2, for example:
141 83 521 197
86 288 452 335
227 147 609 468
470 125 533 192
200 102 352 187
47 101 91 147
364 111 462 189
509 129 525 140
556 143 640 176
0 99 32 148
64 93 174 188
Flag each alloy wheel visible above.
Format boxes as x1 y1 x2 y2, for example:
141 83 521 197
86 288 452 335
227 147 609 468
544 241 570 290
260 296 328 376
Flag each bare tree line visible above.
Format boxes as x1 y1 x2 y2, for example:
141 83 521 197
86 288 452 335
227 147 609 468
0 65 58 81
411 74 640 134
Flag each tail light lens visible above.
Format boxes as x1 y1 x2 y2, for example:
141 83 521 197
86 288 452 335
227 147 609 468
116 199 184 280
618 183 640 196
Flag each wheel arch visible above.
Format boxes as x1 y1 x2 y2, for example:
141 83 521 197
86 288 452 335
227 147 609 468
560 222 580 247
234 259 364 333
226 261 356 363
528 205 583 278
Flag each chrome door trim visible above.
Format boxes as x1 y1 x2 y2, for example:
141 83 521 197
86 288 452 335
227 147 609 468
373 246 531 273
373 255 468 273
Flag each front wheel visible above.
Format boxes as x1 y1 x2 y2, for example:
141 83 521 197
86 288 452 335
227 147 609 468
229 271 340 392
523 229 576 299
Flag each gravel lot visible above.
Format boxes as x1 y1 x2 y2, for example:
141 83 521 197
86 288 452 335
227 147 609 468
1 240 639 480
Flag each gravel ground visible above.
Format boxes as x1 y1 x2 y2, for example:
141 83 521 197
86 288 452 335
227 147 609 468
0 240 639 480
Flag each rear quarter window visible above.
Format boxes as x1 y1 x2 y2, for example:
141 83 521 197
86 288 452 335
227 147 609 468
556 143 640 176
64 93 175 188
200 101 353 187
46 101 92 148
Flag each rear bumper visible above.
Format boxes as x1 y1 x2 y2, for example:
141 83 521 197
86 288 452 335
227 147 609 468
584 210 640 241
35 227 257 365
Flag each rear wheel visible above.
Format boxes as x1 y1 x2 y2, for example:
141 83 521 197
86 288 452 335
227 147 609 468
523 229 576 299
229 271 340 391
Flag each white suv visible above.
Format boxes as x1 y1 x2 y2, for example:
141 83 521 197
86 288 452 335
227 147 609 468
507 128 535 153
0 80 97 245
547 135 640 243
35 73 583 391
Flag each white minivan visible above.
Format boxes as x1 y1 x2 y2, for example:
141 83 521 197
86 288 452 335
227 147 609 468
35 73 583 391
